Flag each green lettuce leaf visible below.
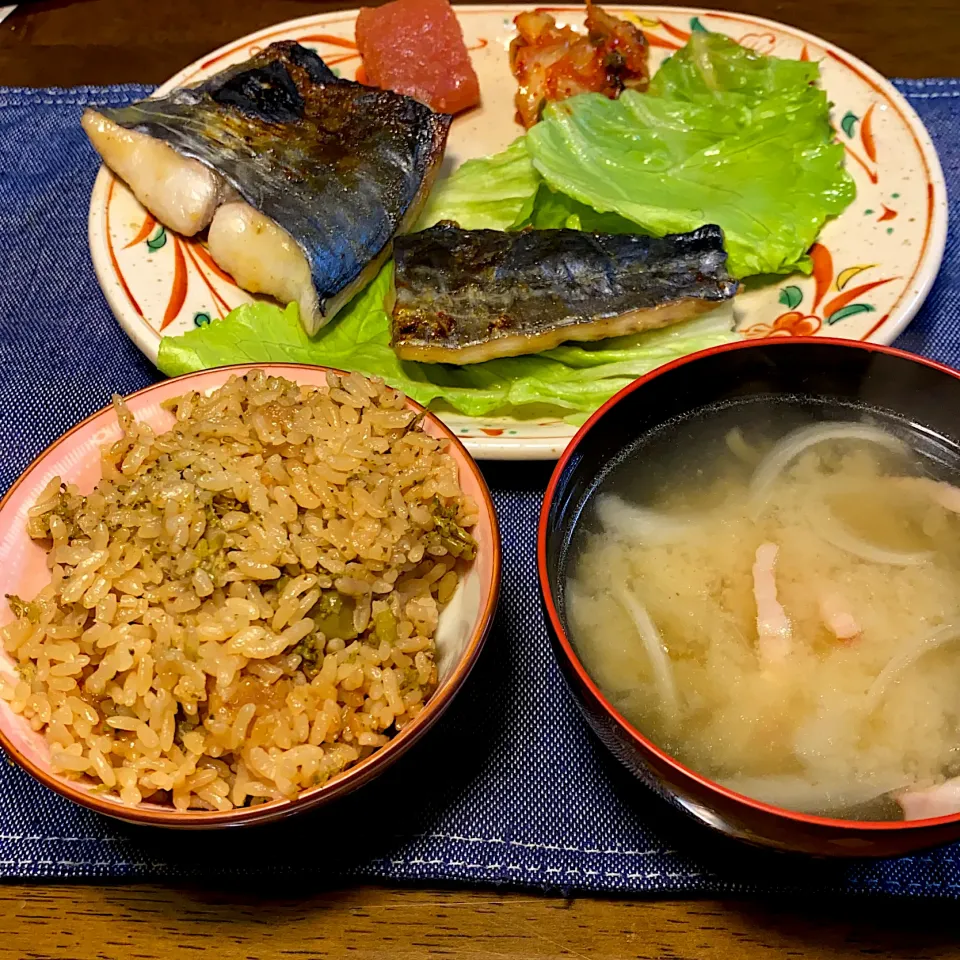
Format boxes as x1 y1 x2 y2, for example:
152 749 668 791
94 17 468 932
521 186 644 233
158 264 737 421
422 143 641 234
417 138 539 231
649 30 819 101
526 32 855 277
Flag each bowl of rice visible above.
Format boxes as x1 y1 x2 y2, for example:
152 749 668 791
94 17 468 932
0 365 500 827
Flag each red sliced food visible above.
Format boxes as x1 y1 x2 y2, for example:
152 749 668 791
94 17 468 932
356 0 481 115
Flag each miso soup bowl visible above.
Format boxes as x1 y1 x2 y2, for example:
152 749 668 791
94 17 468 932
0 364 500 828
539 338 960 858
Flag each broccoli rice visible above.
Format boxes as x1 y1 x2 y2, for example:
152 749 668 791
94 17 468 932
0 369 478 811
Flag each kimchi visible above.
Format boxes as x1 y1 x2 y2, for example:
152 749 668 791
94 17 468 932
509 0 650 128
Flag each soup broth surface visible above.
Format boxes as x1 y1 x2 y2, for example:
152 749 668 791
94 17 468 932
567 398 960 820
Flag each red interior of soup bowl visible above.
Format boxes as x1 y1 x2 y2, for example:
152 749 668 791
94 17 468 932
0 364 500 828
539 338 960 857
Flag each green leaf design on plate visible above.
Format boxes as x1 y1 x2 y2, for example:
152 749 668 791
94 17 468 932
689 16 707 31
840 111 859 138
827 303 875 325
146 226 167 252
778 285 803 309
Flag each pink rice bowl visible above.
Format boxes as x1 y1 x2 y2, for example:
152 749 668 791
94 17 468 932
0 364 500 828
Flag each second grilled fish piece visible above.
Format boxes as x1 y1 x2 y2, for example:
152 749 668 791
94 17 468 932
84 41 451 333
391 222 738 364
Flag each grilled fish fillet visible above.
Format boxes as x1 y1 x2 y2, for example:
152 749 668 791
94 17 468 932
391 222 738 364
84 41 451 333
81 113 236 236
206 201 320 324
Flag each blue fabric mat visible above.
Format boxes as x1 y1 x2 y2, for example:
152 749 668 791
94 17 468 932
0 80 958 893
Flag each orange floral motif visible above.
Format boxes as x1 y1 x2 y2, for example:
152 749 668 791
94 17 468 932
643 17 685 49
736 31 777 54
113 209 241 333
838 102 879 185
739 244 897 341
162 236 188 330
658 18 692 42
741 311 822 339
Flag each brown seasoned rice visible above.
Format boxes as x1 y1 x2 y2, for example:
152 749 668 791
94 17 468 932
0 369 478 811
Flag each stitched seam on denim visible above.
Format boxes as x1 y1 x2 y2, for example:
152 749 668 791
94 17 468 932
0 859 168 868
366 857 703 879
0 830 676 859
423 833 676 856
895 78 960 86
0 834 119 843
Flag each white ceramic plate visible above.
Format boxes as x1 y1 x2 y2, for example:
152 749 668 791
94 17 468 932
88 5 948 460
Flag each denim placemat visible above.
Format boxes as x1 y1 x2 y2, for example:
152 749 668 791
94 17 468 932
0 80 958 894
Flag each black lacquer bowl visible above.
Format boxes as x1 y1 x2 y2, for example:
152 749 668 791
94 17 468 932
538 338 960 857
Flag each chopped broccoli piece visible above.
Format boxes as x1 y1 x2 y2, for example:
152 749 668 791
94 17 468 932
373 608 397 645
293 633 325 678
15 661 36 683
6 595 38 623
309 591 357 641
430 497 477 561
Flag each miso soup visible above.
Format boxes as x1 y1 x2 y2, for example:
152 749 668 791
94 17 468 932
567 398 960 821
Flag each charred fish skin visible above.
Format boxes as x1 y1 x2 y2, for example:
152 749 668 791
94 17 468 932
204 40 340 109
391 223 739 364
91 42 451 331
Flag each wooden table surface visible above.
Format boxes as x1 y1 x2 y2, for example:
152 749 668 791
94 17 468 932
1 1 959 957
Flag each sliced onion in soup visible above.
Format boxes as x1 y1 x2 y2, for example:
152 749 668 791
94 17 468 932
596 494 704 545
811 509 933 567
865 622 960 711
725 427 760 465
747 423 908 517
612 581 679 720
